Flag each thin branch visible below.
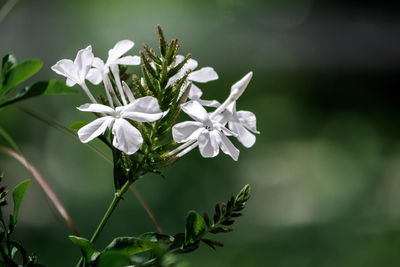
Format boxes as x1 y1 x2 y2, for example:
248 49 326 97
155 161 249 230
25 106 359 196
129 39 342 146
0 146 81 236
0 0 18 25
130 186 163 233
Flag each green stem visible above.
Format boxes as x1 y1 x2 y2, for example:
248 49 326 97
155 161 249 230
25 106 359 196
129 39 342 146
76 178 137 267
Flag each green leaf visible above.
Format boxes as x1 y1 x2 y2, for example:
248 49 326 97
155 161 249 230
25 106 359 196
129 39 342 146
184 210 207 245
93 250 132 267
69 121 88 131
1 59 42 96
104 237 153 255
0 80 77 108
69 235 99 263
1 54 17 83
11 179 30 227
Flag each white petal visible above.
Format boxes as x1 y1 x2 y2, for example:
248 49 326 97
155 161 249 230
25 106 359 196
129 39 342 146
229 121 256 148
120 96 163 122
66 78 76 87
112 118 143 155
74 45 94 81
180 101 209 123
237 110 259 133
195 98 221 108
121 96 160 113
198 130 219 158
185 58 198 70
172 121 204 143
86 69 103 85
77 103 115 114
92 57 105 70
108 40 134 63
122 81 135 103
114 55 141 65
78 117 114 143
188 67 218 83
188 83 203 99
175 55 185 66
51 59 79 83
230 72 253 101
216 131 240 160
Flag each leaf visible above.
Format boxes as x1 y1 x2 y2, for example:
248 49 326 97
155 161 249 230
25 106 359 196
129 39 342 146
0 80 77 108
69 235 99 263
213 204 221 224
93 250 132 267
69 121 88 131
184 210 207 245
11 179 30 227
1 54 17 83
1 59 42 96
201 239 224 251
104 237 154 255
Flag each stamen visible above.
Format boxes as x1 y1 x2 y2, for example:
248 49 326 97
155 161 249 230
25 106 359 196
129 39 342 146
176 141 198 158
168 139 196 156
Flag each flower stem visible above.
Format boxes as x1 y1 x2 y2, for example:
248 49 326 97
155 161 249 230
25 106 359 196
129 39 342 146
76 178 136 267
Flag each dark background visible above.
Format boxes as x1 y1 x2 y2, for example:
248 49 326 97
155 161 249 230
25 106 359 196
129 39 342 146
1 0 400 266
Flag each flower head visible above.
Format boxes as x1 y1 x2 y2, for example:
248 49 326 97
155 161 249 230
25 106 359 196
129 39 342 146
77 96 163 155
217 102 259 148
51 45 97 103
172 101 239 160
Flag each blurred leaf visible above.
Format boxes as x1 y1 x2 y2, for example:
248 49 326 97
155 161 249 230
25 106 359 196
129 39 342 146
69 235 99 263
0 59 42 96
1 54 17 83
11 179 30 227
93 250 132 267
0 80 77 108
104 237 153 255
69 121 88 131
184 211 207 245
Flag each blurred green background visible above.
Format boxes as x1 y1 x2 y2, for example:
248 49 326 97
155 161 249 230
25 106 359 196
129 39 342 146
1 0 400 266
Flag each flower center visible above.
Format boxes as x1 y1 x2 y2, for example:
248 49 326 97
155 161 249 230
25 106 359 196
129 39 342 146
204 120 214 131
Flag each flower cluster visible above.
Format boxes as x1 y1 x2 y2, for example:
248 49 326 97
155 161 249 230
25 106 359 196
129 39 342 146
51 28 258 161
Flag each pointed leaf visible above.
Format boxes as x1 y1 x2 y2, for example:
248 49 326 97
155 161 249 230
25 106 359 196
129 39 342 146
1 54 17 83
1 59 42 96
0 80 77 108
184 210 207 245
104 237 153 255
11 179 30 226
69 235 99 263
94 250 132 267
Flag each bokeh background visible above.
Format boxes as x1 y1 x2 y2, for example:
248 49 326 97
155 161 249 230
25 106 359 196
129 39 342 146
1 0 400 266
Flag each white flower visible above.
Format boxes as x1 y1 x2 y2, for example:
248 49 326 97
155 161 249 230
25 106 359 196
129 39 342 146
209 72 253 120
172 101 239 160
87 40 141 106
217 102 259 148
51 45 97 103
168 55 220 107
77 96 163 155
